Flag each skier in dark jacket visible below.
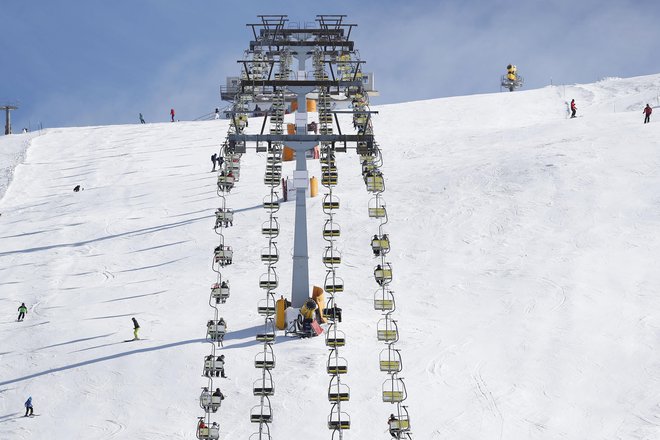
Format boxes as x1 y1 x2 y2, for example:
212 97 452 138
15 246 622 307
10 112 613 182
211 153 218 172
132 317 140 340
24 397 34 417
17 303 27 321
139 113 145 124
170 108 175 122
570 99 577 118
643 104 652 124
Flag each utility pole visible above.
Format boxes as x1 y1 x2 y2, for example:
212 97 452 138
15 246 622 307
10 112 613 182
1 104 18 135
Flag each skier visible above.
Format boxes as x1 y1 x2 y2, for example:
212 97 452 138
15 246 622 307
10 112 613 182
24 397 34 417
17 303 28 321
212 387 225 399
214 108 220 120
170 108 175 122
139 113 145 124
211 153 217 172
570 99 577 118
132 317 140 340
643 104 652 124
216 354 226 378
388 414 397 438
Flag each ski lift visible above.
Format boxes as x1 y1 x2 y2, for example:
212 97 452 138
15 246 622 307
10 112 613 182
382 376 408 403
207 319 227 343
379 347 403 373
264 168 281 186
324 272 344 293
263 194 280 212
256 318 276 342
260 243 279 264
257 293 277 316
197 418 220 440
211 281 230 304
327 407 351 430
250 398 273 423
203 354 225 377
368 197 387 218
322 170 338 186
325 326 346 347
371 234 390 256
374 288 395 311
328 378 350 402
377 317 399 342
199 387 222 413
253 370 275 396
323 219 341 238
322 194 340 212
217 173 235 192
366 172 385 193
374 262 393 286
215 208 234 228
259 268 279 290
327 353 348 374
213 245 233 267
254 345 276 369
261 218 280 237
389 407 412 433
323 247 342 266
267 149 282 164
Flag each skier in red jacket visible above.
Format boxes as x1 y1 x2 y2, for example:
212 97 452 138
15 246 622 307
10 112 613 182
570 99 577 118
170 108 175 122
643 104 652 124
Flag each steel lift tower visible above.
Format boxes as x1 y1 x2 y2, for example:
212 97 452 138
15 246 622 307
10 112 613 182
1 104 18 135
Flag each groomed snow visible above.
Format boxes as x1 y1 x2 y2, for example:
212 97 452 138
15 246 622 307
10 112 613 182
1 74 660 439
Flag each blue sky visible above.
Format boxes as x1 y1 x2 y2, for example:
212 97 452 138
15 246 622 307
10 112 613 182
2 0 660 129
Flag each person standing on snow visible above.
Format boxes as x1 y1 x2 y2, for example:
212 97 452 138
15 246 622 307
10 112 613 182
132 317 140 340
211 153 218 172
17 303 28 321
570 99 577 118
139 113 146 124
24 397 34 417
643 104 652 124
170 108 175 122
214 108 220 120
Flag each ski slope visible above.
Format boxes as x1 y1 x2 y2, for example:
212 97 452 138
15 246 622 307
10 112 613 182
1 74 660 440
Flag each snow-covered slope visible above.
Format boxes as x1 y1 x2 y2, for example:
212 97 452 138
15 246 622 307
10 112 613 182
1 74 660 440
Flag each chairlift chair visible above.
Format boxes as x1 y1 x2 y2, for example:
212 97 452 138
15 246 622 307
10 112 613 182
389 407 412 433
368 197 387 219
322 170 338 186
254 345 276 369
211 281 230 304
260 243 279 264
250 398 273 423
257 293 277 316
379 347 403 373
253 371 275 396
371 234 390 256
215 208 234 228
374 288 395 311
207 319 227 343
197 418 220 440
213 245 233 267
382 377 408 403
366 172 385 193
324 272 344 293
327 353 348 375
217 173 235 192
374 262 393 286
263 194 281 212
322 194 340 212
323 220 341 238
325 327 346 347
259 269 279 290
203 354 225 377
377 317 399 342
256 318 276 342
199 388 222 413
328 380 351 402
327 408 351 430
323 247 342 266
261 218 280 237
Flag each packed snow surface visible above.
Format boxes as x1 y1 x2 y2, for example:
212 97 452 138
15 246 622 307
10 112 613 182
1 74 660 439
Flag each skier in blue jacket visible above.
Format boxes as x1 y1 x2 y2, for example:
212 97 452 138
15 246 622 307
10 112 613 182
24 396 34 417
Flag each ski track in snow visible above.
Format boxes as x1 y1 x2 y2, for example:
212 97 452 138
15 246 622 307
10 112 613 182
1 75 660 439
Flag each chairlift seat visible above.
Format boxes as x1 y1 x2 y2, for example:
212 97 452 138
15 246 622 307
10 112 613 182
197 426 220 440
327 421 350 430
325 337 345 347
256 332 275 342
380 360 401 372
374 299 394 310
377 329 398 341
382 390 405 402
369 207 386 218
328 392 350 401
